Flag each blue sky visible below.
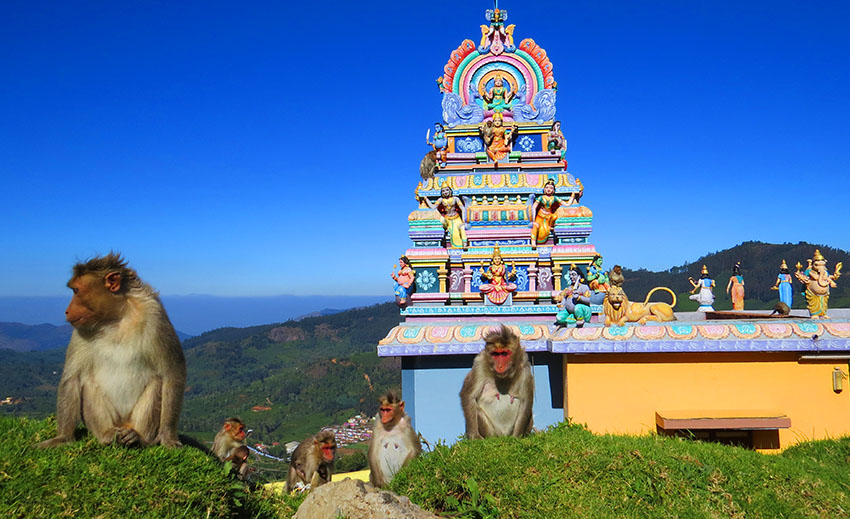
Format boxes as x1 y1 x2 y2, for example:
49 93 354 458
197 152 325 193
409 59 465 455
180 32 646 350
2 1 848 298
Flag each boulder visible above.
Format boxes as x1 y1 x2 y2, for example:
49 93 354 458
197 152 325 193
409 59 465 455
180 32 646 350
293 478 438 519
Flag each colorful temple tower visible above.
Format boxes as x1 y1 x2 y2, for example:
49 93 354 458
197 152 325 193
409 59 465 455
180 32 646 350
379 7 850 450
379 8 581 442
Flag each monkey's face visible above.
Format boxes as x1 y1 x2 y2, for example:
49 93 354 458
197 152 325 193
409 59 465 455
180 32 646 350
65 274 123 331
487 343 514 377
229 421 246 441
319 441 335 462
379 404 397 425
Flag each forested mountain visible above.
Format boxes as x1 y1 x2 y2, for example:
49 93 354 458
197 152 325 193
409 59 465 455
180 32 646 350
621 241 849 310
179 302 401 445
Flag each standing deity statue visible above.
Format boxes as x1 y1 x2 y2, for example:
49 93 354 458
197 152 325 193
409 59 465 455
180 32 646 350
529 179 575 248
479 112 517 163
554 265 592 328
771 259 794 307
688 265 715 312
419 183 467 249
726 262 746 311
794 249 842 318
479 246 518 305
426 122 448 168
391 256 416 306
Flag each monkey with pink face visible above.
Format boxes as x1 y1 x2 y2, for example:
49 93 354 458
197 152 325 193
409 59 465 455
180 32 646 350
460 324 534 439
37 253 186 448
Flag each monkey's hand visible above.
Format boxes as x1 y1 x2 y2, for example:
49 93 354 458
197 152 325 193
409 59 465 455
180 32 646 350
35 436 72 449
116 427 143 447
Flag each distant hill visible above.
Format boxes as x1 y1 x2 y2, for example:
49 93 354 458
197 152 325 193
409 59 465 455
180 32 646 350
0 294 390 335
619 241 849 311
0 322 71 352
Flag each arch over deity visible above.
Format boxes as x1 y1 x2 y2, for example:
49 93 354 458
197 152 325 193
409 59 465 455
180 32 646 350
440 8 558 127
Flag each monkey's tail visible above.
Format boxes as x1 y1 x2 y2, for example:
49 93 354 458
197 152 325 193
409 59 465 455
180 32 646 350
643 287 677 308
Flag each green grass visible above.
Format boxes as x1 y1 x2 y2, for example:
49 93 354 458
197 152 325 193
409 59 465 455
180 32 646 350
9 417 850 518
392 422 850 518
0 416 301 518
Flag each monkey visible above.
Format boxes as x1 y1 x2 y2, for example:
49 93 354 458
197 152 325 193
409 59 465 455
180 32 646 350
771 302 791 316
420 150 438 180
460 324 534 439
368 391 421 487
212 417 247 461
224 445 252 480
36 253 186 448
609 265 625 288
285 429 336 491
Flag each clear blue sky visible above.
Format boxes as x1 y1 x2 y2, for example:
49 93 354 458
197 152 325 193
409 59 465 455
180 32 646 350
2 1 848 297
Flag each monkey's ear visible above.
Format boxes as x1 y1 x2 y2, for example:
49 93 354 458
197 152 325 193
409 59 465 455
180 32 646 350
399 401 406 412
104 272 122 293
223 423 232 431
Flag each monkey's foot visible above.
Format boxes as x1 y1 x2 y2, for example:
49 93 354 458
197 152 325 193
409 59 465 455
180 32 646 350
155 434 183 448
35 436 71 449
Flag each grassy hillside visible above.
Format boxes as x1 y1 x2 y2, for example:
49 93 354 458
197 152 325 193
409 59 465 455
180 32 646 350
393 422 850 518
12 415 850 518
0 416 300 518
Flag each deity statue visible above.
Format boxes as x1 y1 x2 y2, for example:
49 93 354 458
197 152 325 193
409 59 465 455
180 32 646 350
529 179 575 248
426 122 448 168
726 262 746 311
547 120 566 163
479 113 517 163
479 246 518 305
554 265 592 328
482 76 514 115
688 265 715 312
794 249 842 319
391 256 416 306
771 259 793 307
419 182 467 248
586 254 611 293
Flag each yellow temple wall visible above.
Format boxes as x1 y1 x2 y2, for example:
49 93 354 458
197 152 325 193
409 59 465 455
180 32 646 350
564 352 850 452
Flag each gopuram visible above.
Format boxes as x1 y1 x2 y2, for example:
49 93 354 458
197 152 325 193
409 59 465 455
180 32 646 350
378 6 850 451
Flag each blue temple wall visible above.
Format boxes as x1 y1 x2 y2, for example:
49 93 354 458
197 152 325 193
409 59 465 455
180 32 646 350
401 352 564 444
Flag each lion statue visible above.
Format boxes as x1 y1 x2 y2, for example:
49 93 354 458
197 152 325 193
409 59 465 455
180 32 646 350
603 286 677 326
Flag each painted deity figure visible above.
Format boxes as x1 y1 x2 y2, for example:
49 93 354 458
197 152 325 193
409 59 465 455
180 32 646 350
420 184 467 248
479 113 517 163
547 120 567 164
771 259 793 307
554 266 592 328
586 254 610 293
482 76 514 114
426 122 448 168
529 179 575 248
688 265 715 312
391 256 416 306
794 249 842 318
479 246 518 305
726 262 746 311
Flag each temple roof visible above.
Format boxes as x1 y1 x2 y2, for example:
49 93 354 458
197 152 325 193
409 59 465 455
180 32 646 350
377 319 850 357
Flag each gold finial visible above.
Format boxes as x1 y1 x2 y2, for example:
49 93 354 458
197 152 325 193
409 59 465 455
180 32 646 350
813 249 825 261
795 261 803 271
701 265 709 275
780 259 788 269
440 178 450 189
